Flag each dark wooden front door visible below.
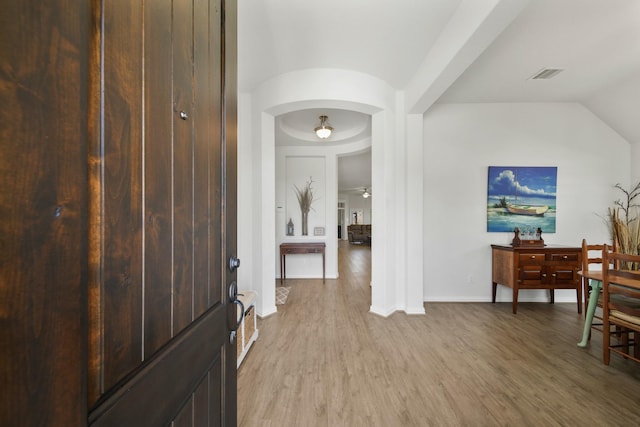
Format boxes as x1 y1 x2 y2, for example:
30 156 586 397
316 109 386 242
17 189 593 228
1 0 237 425
87 0 238 425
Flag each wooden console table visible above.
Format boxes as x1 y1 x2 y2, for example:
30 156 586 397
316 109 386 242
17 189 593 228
491 244 582 314
280 242 325 284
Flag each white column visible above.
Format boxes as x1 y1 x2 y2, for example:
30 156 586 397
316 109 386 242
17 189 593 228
406 114 425 314
258 112 277 317
394 93 408 312
370 110 396 316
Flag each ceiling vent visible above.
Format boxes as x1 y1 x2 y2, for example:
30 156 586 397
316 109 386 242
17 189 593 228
529 68 564 80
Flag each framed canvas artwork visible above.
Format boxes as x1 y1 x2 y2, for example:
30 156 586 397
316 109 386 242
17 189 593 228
487 166 557 233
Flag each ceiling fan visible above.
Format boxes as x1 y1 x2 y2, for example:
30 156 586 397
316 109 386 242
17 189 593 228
338 186 372 198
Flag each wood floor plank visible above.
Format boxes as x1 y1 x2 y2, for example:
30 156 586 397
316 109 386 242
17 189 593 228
238 241 640 426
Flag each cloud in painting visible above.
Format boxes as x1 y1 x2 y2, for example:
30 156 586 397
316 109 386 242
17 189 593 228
490 169 555 198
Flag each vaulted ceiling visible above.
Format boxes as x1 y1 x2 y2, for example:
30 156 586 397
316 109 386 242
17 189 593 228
238 0 640 193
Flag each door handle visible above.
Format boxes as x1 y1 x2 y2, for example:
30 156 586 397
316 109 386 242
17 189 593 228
228 281 244 343
229 255 241 272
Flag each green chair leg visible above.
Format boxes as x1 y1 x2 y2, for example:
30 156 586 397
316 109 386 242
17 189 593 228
578 280 602 347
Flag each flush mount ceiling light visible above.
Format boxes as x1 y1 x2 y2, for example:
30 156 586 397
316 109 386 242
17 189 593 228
314 115 333 139
362 188 370 199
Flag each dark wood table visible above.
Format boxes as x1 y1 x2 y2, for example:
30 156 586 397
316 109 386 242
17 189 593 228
280 242 325 284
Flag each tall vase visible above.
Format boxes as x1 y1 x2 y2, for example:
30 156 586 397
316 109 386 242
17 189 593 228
301 211 308 236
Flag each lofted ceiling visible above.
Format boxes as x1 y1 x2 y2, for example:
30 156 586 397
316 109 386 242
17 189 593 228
238 0 461 92
436 0 640 147
238 0 640 194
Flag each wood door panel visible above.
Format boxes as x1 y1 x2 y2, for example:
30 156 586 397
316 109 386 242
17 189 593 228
88 306 226 427
174 402 193 427
193 374 211 425
173 359 224 426
90 0 145 403
173 0 196 335
194 0 223 317
209 0 225 314
1 2 89 424
210 348 224 427
143 0 174 359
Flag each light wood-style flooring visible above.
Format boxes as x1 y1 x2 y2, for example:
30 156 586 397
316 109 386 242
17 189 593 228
238 241 640 426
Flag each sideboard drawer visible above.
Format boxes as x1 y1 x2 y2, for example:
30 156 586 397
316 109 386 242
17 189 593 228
518 253 545 264
549 252 579 262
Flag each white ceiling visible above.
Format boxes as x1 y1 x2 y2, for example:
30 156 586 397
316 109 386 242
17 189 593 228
437 0 640 105
238 0 462 91
238 0 640 193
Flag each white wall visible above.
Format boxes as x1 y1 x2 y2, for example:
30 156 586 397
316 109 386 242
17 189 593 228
422 102 631 303
632 143 640 186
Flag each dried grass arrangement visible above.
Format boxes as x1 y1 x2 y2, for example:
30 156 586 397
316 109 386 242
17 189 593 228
608 182 640 263
294 177 315 235
294 177 315 214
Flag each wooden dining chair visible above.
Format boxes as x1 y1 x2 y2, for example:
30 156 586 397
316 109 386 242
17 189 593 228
577 239 613 347
601 246 640 365
582 239 606 319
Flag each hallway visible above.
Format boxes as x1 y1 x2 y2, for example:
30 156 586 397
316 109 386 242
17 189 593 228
237 241 640 426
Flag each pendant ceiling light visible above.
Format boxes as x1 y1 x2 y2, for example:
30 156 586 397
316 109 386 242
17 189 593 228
314 115 333 139
362 188 370 198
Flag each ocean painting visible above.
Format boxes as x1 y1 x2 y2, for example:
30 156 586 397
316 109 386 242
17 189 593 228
487 166 557 233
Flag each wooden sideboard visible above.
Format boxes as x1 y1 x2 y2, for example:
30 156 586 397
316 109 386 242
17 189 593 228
491 244 582 314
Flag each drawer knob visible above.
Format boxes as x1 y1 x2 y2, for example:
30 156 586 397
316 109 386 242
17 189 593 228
530 256 535 259
563 255 568 259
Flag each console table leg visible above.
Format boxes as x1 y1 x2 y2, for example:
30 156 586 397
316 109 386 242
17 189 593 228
492 282 497 303
512 288 519 314
577 285 582 314
322 254 325 283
